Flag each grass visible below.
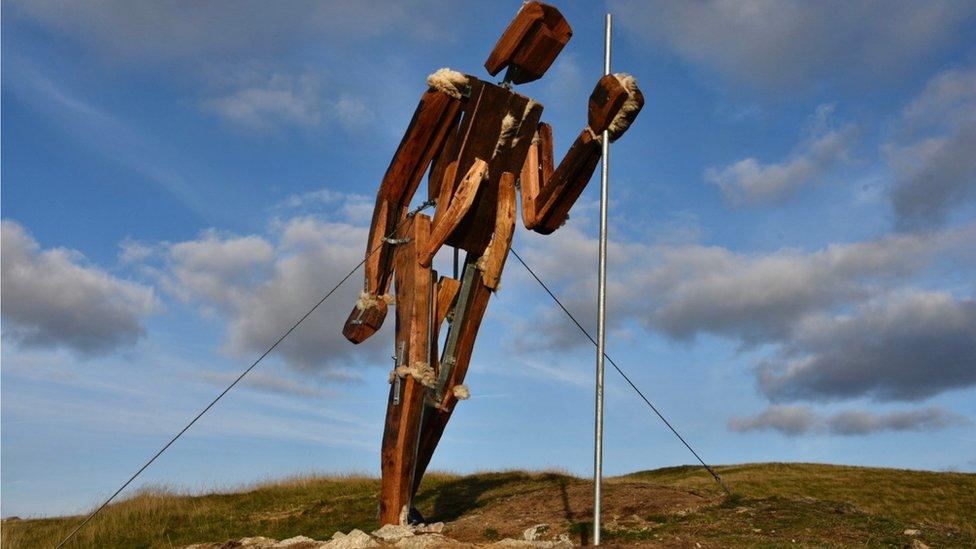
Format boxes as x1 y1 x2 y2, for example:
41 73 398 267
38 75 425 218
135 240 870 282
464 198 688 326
621 462 976 534
1 463 973 548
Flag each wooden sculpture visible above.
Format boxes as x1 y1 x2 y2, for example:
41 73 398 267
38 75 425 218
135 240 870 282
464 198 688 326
341 1 644 525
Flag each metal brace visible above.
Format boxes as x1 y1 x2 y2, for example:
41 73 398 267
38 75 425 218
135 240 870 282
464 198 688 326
383 236 411 245
392 341 405 405
350 307 367 326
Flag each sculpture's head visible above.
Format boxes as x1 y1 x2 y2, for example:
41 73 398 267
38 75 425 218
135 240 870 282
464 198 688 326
485 1 572 85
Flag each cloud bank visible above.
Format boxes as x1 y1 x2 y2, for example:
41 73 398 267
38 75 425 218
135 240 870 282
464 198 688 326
1 220 159 356
613 0 976 90
730 405 970 437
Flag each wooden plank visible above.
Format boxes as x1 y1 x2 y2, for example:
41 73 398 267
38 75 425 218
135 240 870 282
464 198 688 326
422 158 488 267
533 129 602 234
519 131 541 229
433 78 485 202
479 172 516 290
428 275 461 380
538 122 554 183
518 122 552 230
427 99 465 203
435 276 462 328
378 90 459 205
379 214 433 525
432 160 458 228
411 257 493 498
363 197 396 295
447 82 542 253
442 80 515 253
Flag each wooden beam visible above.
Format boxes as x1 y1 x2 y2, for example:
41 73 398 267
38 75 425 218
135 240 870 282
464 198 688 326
519 122 552 230
379 214 432 525
422 158 488 267
533 129 602 234
411 257 493 498
379 90 460 206
479 172 516 290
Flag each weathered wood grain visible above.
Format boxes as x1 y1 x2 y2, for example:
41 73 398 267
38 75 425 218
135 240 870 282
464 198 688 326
587 74 629 135
411 257 493 498
484 1 571 84
380 214 433 525
479 172 516 290
422 158 488 267
379 90 459 205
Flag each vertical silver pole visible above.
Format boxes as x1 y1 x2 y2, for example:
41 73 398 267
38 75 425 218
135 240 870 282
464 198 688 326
593 11 611 547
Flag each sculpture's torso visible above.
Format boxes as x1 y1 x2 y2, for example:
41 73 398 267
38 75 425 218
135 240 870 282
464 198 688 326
434 76 543 253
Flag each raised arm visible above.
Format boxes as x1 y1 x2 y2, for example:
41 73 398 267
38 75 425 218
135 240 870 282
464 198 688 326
520 73 644 234
342 73 467 344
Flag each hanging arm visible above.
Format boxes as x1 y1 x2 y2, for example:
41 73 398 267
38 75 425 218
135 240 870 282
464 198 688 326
519 73 643 234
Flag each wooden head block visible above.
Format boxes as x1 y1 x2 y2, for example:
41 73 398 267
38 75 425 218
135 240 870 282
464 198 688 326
484 1 571 85
588 74 629 134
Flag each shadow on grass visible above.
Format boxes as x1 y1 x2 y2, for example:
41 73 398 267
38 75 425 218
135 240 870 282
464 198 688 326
414 472 575 523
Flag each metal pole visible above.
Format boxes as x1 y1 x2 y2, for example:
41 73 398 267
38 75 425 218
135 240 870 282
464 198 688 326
593 11 611 547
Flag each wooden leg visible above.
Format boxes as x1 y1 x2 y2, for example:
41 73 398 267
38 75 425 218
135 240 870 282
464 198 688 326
379 214 433 525
411 254 494 499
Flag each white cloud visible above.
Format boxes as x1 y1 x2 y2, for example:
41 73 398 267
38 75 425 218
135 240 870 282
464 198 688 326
1 220 159 356
162 231 275 314
201 68 377 133
730 405 970 436
512 220 975 403
706 104 857 205
198 370 329 399
118 239 155 264
885 67 976 229
515 222 970 351
612 0 976 90
758 290 976 402
728 405 818 437
154 195 389 376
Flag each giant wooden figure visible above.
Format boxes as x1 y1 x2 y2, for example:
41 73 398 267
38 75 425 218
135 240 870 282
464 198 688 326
342 2 644 525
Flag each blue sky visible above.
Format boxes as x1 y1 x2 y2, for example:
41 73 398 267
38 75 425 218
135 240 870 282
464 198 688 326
3 0 976 518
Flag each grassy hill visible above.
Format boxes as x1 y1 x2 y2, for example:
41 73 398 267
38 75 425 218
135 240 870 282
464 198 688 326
2 463 974 547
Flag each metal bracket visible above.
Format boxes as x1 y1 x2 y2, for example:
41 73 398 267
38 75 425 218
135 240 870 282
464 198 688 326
383 237 411 245
350 307 367 326
435 258 477 402
392 341 405 405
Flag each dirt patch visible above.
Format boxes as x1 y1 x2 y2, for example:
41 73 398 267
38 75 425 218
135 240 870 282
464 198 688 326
437 480 714 544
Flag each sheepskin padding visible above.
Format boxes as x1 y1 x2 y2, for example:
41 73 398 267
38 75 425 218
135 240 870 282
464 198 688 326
427 68 469 100
391 361 437 388
607 73 641 138
452 384 470 400
492 113 518 158
355 291 394 311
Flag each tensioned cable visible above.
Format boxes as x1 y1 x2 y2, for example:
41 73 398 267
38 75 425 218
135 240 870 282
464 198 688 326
510 247 731 495
55 201 437 549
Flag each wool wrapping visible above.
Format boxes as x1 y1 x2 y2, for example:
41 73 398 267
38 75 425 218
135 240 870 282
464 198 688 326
356 291 394 311
607 73 641 138
427 68 468 100
452 384 470 400
389 361 437 388
493 113 518 158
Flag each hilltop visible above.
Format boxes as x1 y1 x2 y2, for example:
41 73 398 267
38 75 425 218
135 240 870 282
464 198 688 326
2 463 974 547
